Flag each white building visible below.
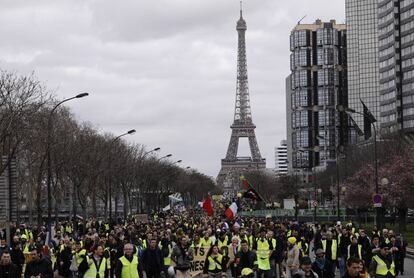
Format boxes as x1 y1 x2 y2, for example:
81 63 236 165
275 140 288 175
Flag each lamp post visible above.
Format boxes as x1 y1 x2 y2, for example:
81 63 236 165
144 147 161 157
108 129 136 223
172 160 182 165
47 93 88 242
157 154 172 161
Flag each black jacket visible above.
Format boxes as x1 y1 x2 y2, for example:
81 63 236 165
57 246 73 277
141 247 163 273
312 259 334 278
24 257 53 278
0 263 21 278
235 250 257 276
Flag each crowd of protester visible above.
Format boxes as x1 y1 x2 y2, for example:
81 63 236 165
0 210 408 278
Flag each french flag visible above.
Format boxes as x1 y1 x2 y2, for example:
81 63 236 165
225 202 238 220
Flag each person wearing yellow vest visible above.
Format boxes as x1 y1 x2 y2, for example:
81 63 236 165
159 237 173 274
78 245 108 278
347 236 363 260
285 237 300 278
115 243 142 278
73 241 87 277
216 232 229 253
56 237 73 278
369 243 396 278
253 228 273 277
321 231 338 275
203 245 227 278
200 231 213 251
296 238 309 257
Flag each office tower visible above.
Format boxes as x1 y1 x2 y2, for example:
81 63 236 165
289 20 348 175
378 0 414 136
346 0 380 131
275 140 288 175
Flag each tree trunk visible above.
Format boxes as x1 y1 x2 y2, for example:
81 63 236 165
114 195 118 221
398 207 408 232
36 179 42 226
123 190 128 219
92 192 97 218
294 195 299 221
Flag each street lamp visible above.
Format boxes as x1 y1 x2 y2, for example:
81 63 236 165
144 147 160 157
47 93 88 243
108 129 136 223
157 154 172 161
172 160 182 165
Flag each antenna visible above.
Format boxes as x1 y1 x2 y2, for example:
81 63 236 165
298 15 307 25
240 1 243 18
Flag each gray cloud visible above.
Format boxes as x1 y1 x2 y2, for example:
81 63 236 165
0 0 345 176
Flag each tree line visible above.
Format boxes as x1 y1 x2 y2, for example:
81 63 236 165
0 70 218 224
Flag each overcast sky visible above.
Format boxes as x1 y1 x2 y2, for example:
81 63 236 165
0 0 345 177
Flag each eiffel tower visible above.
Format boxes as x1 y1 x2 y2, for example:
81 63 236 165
217 3 266 193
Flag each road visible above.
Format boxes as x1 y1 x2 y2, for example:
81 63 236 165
334 258 414 277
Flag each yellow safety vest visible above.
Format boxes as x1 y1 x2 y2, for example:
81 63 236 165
200 238 212 250
373 255 395 276
322 239 337 260
256 239 271 270
347 244 362 259
24 229 33 241
217 237 228 249
159 242 172 266
239 235 253 247
297 241 308 257
66 225 73 234
23 244 31 254
140 239 147 249
207 254 223 271
119 256 139 278
84 256 107 278
75 249 87 266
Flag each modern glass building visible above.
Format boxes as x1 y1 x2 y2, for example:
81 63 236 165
346 0 381 131
289 20 349 173
378 0 414 135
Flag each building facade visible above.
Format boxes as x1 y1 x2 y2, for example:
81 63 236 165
289 20 348 175
378 0 414 135
275 140 288 175
346 0 381 131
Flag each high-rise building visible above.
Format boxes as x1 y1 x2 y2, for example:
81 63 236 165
275 140 288 175
346 0 381 131
288 20 348 175
377 0 414 136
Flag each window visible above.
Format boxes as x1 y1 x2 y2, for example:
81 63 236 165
317 47 337 65
317 88 335 106
317 69 338 86
316 28 338 46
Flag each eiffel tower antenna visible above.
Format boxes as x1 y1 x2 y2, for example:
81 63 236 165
240 1 243 18
217 5 266 193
